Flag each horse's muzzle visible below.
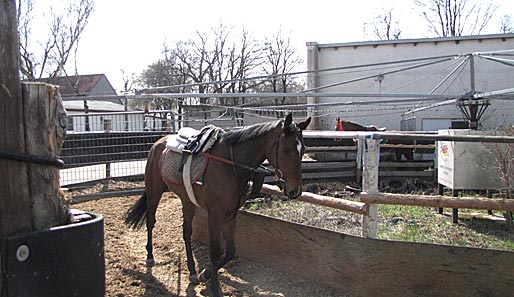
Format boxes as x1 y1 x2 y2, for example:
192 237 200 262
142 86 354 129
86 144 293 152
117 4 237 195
286 186 302 199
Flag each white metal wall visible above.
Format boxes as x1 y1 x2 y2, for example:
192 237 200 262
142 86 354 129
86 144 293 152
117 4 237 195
307 34 514 131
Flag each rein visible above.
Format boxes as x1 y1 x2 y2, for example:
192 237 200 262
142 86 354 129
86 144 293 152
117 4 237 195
200 133 286 193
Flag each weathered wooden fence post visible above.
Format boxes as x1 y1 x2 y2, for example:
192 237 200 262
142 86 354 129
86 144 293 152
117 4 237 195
1 2 72 295
22 82 70 228
1 1 28 295
356 137 364 183
361 136 380 238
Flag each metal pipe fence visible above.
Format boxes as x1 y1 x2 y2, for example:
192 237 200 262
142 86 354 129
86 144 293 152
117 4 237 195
61 110 173 188
59 115 437 200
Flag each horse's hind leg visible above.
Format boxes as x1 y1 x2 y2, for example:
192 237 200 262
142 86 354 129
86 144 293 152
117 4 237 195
145 181 166 265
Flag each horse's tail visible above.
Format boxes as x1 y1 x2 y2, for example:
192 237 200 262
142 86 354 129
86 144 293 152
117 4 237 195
124 191 148 229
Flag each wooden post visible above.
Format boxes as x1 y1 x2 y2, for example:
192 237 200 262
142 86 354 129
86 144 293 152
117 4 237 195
22 83 69 229
452 190 459 224
438 184 444 214
1 2 69 294
1 2 28 295
356 138 364 184
487 190 493 215
361 137 380 238
0 0 31 238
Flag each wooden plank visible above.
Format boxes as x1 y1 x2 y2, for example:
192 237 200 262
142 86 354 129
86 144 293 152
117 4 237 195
381 144 435 149
378 171 434 177
192 209 514 297
303 130 514 143
301 171 355 180
301 161 357 170
306 146 357 152
379 161 434 168
360 192 514 212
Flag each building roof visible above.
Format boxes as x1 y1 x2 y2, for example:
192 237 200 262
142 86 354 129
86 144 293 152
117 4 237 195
39 74 116 96
63 100 126 112
308 33 514 49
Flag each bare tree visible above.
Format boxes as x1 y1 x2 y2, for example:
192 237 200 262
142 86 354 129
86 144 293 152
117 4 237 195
206 23 231 96
414 0 498 37
17 0 94 80
171 23 265 123
500 14 514 33
225 28 264 125
490 127 514 231
364 8 402 40
261 29 304 116
136 46 192 130
139 24 304 125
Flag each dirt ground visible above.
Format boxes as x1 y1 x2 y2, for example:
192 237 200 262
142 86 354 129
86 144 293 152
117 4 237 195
77 193 346 297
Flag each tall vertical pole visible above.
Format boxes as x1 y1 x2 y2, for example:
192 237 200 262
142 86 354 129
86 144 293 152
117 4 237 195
1 1 31 295
469 53 476 94
0 0 32 236
306 42 319 130
469 54 478 130
361 136 380 238
1 3 70 295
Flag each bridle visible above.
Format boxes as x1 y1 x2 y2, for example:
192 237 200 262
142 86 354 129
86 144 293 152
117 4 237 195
272 135 286 189
200 131 289 194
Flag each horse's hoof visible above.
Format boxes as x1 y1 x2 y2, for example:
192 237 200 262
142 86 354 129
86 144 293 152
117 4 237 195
189 274 200 285
198 268 211 282
146 258 155 266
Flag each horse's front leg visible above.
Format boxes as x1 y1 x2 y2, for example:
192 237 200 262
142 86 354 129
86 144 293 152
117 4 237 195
206 210 224 297
218 215 237 269
181 201 200 283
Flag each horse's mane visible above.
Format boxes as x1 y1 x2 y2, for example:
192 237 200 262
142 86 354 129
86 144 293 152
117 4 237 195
222 120 282 145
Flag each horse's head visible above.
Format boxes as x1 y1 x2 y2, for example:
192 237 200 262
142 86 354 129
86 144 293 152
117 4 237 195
335 117 344 131
269 114 311 199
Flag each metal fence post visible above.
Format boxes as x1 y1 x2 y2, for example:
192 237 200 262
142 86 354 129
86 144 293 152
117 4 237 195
104 119 111 178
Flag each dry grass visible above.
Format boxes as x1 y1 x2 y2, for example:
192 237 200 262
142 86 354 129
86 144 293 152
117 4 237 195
246 182 514 252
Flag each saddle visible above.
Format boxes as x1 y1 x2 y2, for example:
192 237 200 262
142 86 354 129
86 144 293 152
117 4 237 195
166 125 223 154
163 125 224 208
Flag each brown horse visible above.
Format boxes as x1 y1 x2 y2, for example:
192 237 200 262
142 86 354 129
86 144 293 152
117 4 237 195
335 117 385 132
125 114 311 296
335 117 413 161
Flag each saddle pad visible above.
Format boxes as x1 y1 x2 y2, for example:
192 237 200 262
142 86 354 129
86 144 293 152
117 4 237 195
160 149 208 185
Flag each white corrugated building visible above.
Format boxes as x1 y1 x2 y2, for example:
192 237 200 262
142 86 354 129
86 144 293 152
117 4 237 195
306 33 514 131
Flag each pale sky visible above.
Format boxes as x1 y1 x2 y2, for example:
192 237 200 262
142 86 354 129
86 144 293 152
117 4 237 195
39 0 514 93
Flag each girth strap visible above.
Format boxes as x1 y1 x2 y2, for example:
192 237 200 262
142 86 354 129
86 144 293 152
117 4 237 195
182 154 201 208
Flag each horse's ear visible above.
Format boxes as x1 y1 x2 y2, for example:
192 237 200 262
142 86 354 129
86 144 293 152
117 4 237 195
298 117 311 131
284 113 292 128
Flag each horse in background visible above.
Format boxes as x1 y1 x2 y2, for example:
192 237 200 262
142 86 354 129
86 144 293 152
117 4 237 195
334 117 413 161
335 117 385 132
